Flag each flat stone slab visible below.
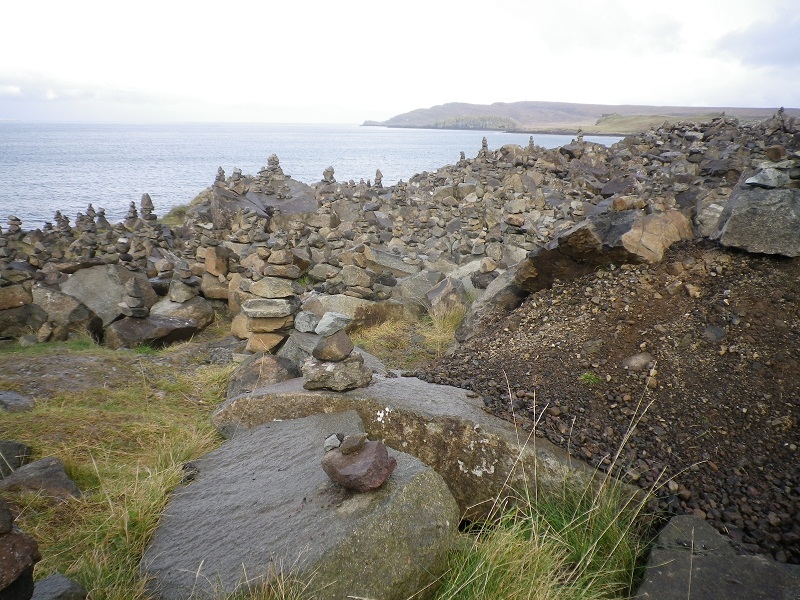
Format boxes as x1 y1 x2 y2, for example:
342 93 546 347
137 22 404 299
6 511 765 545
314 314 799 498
212 375 592 519
142 411 458 600
635 515 800 599
0 391 35 412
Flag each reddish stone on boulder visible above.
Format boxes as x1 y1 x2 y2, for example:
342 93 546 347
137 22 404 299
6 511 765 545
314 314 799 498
321 440 397 492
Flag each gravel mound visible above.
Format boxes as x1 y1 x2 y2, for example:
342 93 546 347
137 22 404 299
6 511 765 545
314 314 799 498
420 241 800 563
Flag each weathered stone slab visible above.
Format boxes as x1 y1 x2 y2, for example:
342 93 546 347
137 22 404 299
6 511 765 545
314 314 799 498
212 376 591 519
141 411 458 600
240 297 299 319
635 515 800 599
0 392 35 413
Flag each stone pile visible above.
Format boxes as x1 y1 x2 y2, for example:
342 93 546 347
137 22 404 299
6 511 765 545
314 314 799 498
321 432 397 492
302 312 373 391
1 113 798 350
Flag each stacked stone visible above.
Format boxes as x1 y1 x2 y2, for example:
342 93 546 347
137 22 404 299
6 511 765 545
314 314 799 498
198 243 235 302
119 277 149 318
169 259 200 303
321 432 397 492
302 312 372 391
233 246 303 353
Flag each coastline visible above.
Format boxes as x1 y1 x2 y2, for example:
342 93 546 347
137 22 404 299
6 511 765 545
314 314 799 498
361 122 628 137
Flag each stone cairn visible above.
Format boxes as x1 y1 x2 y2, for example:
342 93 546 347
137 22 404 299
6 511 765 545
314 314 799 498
321 432 397 492
120 277 149 318
302 311 372 391
229 245 302 354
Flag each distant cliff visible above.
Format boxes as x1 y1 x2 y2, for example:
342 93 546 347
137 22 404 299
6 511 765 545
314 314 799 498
364 101 800 135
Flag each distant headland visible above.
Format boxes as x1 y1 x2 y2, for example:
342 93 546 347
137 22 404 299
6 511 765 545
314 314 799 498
363 100 800 135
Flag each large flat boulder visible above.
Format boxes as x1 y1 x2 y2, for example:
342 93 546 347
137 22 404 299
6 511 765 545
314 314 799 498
59 265 158 326
212 376 591 519
635 515 800 599
141 411 458 600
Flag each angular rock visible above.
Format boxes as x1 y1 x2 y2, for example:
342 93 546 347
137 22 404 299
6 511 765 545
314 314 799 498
141 411 458 600
425 276 468 311
150 296 215 330
31 573 88 600
226 354 301 399
313 311 352 336
396 270 445 316
321 439 397 492
103 315 198 350
745 167 790 188
167 280 198 303
199 272 229 300
362 245 420 277
0 304 48 340
0 530 40 596
302 352 372 391
0 283 32 311
311 329 354 362
714 186 800 256
204 245 231 277
212 375 594 519
59 265 158 326
248 277 297 299
293 310 320 333
31 285 102 337
244 332 285 354
635 515 800 599
0 457 81 501
619 211 694 263
456 267 526 343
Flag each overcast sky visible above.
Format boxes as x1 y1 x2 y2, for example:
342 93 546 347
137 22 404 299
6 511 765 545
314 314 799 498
1 0 798 123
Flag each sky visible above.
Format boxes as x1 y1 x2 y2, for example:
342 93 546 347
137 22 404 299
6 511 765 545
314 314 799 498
1 0 798 123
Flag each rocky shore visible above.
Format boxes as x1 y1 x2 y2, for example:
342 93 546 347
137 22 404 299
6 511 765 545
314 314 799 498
1 106 799 590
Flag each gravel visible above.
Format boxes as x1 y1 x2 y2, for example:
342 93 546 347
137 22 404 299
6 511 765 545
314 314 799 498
419 241 800 564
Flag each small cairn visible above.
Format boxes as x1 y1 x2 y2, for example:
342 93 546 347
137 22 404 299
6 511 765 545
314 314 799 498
321 432 397 492
169 259 200 303
235 247 301 353
302 312 372 391
120 277 149 318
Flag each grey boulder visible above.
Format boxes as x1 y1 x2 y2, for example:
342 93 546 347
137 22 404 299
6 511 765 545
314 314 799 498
141 411 458 600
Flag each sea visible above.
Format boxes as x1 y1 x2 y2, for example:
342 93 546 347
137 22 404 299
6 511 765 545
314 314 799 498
0 122 622 230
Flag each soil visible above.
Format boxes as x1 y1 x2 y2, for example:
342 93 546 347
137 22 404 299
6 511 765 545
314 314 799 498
419 240 800 564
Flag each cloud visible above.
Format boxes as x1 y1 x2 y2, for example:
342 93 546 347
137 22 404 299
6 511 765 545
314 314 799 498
0 85 21 96
716 15 800 69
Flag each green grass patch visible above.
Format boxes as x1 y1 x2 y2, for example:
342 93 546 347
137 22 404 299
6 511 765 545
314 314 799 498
0 346 228 598
434 479 651 600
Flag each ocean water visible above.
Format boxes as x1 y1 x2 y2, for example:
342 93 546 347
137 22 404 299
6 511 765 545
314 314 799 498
0 122 621 230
